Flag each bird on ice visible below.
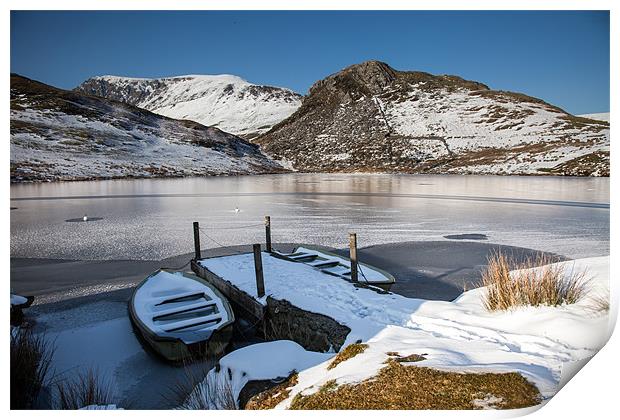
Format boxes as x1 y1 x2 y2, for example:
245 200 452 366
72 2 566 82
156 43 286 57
234 207 240 214
83 214 89 222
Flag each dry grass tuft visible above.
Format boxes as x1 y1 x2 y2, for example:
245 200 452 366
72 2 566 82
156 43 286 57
10 328 55 409
245 373 299 410
481 252 589 311
328 343 368 370
166 358 213 409
387 352 427 363
177 368 237 410
54 368 115 409
290 360 541 410
589 294 610 314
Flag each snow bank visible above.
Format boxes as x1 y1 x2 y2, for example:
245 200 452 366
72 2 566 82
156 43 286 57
188 340 331 408
193 255 610 409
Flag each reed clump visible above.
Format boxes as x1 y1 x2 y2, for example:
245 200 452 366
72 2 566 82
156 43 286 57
481 252 589 311
177 370 237 409
54 368 115 409
10 328 55 409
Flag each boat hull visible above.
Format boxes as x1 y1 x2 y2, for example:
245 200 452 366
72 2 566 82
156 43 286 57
128 270 235 363
129 312 233 362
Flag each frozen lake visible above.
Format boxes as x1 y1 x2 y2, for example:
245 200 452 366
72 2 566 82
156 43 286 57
10 174 609 261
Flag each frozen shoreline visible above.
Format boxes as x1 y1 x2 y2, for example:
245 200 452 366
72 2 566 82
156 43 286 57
11 241 564 302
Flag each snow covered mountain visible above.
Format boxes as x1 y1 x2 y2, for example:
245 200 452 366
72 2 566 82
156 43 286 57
76 74 302 140
257 61 610 176
10 74 285 182
577 112 609 123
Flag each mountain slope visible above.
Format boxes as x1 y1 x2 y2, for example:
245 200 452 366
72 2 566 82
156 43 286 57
256 61 609 176
10 74 285 182
76 75 302 140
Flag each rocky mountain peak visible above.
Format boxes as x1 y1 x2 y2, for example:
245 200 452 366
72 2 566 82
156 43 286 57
309 60 397 99
257 61 609 176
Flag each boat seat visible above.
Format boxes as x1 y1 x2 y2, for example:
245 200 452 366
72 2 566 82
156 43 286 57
162 313 223 332
152 301 217 319
308 259 340 268
289 252 318 261
155 291 211 305
274 251 304 257
322 266 351 276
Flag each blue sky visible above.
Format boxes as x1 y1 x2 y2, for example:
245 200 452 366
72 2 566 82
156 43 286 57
10 10 609 114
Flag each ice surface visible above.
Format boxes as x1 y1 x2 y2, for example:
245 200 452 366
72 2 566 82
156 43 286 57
9 174 609 261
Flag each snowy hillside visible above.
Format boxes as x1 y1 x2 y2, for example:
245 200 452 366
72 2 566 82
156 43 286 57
10 74 285 182
257 61 610 176
76 74 302 140
577 112 609 122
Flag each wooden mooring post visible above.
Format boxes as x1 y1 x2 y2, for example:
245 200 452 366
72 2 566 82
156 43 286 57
253 244 265 298
265 216 272 253
349 232 358 283
193 221 201 260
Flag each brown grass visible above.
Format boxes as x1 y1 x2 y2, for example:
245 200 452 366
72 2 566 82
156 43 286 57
589 294 610 314
481 252 589 311
328 343 369 370
387 352 427 363
10 328 55 409
245 373 299 410
290 360 541 410
54 369 115 409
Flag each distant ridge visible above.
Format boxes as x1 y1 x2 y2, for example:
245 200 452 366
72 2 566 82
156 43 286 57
577 113 609 123
76 74 302 140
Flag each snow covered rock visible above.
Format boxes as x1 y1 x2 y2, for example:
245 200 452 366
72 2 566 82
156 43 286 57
183 340 331 409
76 74 302 140
11 294 28 306
10 74 285 182
256 60 609 176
